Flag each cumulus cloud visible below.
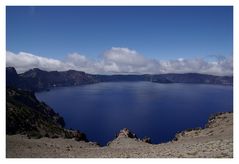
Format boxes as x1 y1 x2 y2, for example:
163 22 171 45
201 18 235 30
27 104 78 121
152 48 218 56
6 51 71 73
6 48 233 76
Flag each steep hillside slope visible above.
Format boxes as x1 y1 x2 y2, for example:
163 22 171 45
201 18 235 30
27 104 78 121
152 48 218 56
6 87 87 141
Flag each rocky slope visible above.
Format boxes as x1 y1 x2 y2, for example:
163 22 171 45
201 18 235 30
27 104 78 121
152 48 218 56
6 87 87 141
6 112 233 158
6 67 233 91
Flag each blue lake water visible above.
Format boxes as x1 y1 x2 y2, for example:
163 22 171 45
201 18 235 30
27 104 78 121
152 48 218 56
36 82 233 145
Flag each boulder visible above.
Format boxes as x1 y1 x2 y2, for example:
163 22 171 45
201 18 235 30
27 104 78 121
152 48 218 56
142 137 151 143
116 128 137 138
64 129 88 142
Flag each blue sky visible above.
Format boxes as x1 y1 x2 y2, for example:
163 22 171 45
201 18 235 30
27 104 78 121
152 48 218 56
7 6 232 60
6 6 233 75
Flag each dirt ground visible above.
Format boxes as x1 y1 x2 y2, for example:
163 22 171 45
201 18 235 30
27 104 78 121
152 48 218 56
6 112 233 158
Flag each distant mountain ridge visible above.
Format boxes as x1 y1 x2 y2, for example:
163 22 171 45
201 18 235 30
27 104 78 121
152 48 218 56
6 67 233 91
7 67 97 91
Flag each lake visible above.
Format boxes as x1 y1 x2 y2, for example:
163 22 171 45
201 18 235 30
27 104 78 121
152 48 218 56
36 82 233 145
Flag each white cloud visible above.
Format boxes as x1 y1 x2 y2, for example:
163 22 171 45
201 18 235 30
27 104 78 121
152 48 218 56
103 47 147 67
6 48 233 76
6 51 72 73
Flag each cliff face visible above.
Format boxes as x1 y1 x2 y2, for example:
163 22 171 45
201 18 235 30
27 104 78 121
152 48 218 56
6 67 19 87
7 87 64 137
6 87 87 141
6 67 233 91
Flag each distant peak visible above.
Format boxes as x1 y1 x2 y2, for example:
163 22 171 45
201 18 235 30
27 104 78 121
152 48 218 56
24 68 47 74
6 67 17 72
31 68 44 72
66 69 85 74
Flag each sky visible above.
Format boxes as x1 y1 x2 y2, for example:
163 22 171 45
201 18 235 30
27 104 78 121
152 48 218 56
6 6 233 75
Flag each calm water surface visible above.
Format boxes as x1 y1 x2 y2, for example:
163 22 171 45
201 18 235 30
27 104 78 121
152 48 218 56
36 82 233 145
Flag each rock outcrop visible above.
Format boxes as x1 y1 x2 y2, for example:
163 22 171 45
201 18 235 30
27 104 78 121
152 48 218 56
115 128 151 143
116 128 137 138
107 128 152 148
142 137 151 144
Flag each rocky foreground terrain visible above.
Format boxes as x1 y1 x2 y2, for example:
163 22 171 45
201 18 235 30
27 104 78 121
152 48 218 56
6 112 233 158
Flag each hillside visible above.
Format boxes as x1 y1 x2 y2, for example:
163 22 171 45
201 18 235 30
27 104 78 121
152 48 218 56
6 87 87 141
